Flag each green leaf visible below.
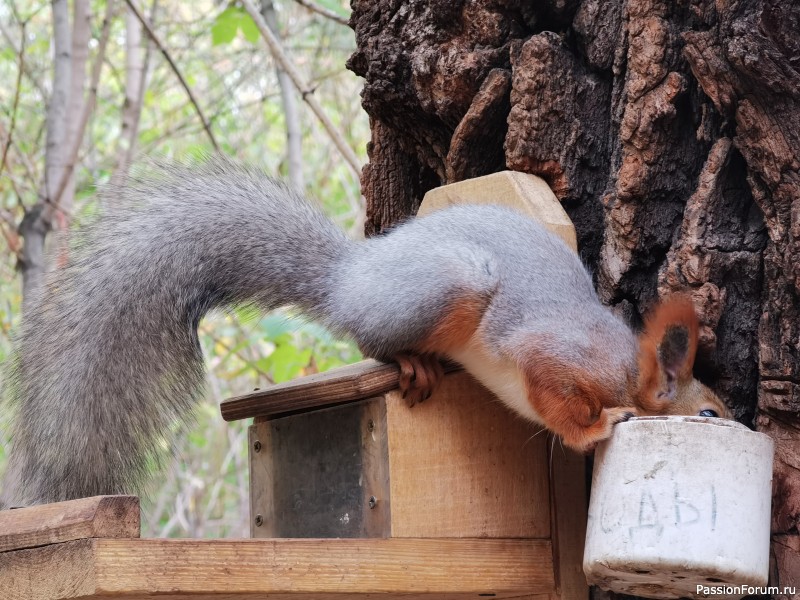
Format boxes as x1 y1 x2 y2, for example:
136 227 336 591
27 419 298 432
239 14 260 44
270 342 312 383
0 46 15 62
211 7 240 46
255 356 273 373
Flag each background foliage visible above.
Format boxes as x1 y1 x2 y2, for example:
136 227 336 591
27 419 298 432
0 0 367 537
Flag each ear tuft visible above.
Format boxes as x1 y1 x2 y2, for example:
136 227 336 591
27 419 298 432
637 295 700 410
658 324 690 379
641 295 699 381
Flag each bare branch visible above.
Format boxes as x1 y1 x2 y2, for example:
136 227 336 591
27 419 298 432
0 208 22 258
49 0 119 218
0 21 26 184
261 0 304 191
20 0 72 307
123 0 220 152
198 323 275 380
293 0 349 26
240 0 361 181
112 1 159 186
0 121 38 190
0 19 47 98
53 0 92 229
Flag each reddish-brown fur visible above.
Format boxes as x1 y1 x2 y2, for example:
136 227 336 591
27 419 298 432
518 350 636 452
514 295 729 452
637 296 699 413
401 293 728 453
392 291 492 406
416 292 492 355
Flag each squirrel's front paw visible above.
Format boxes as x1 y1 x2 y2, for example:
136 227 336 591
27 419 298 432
572 407 638 454
610 407 637 425
394 353 445 407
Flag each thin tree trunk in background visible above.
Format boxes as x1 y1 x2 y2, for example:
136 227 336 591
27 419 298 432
260 0 304 191
348 0 799 596
241 0 359 180
112 3 155 187
58 0 90 229
19 0 71 309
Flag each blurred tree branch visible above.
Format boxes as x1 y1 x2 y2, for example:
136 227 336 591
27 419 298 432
18 0 72 306
261 0 304 191
113 1 159 186
55 0 92 231
124 0 220 152
0 21 25 185
293 0 348 26
0 18 47 98
241 0 361 181
50 0 118 225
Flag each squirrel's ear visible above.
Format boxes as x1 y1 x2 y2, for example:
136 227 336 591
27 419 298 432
637 296 699 407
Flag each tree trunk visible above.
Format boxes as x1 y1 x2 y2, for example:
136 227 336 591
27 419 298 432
260 0 305 192
348 0 799 595
59 0 90 228
112 4 150 187
21 0 72 309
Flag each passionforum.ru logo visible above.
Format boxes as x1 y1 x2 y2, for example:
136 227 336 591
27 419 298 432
697 584 797 597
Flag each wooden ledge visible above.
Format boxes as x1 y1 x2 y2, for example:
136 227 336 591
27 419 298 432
1 537 554 599
220 359 461 422
0 495 139 553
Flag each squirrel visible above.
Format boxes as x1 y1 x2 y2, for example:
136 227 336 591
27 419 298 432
0 159 731 507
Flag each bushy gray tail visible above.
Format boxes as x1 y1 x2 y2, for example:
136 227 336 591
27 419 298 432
1 159 352 506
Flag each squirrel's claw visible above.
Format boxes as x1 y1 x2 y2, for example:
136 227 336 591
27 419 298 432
395 352 445 407
577 407 638 454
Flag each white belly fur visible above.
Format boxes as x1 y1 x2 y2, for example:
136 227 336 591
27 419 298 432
448 332 543 425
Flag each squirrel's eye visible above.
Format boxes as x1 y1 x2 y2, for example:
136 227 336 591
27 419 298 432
699 409 719 418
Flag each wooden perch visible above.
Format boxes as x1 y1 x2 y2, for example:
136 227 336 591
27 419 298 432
220 359 461 421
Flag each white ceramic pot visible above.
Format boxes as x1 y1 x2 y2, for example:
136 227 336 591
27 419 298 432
583 416 774 599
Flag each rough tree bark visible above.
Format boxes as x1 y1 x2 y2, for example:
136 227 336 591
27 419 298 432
348 0 799 596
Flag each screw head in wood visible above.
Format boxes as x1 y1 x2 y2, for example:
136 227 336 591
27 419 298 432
253 440 262 453
254 514 264 527
368 496 377 509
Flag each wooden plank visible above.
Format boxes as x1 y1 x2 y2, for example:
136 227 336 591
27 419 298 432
418 171 578 251
222 359 461 422
1 537 555 599
249 400 390 538
547 440 589 600
1 538 97 600
386 371 551 538
249 423 277 537
359 397 392 537
0 495 139 553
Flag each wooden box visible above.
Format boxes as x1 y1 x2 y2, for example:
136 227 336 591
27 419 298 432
221 361 588 600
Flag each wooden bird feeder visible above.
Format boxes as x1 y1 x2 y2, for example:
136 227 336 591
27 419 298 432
0 171 589 600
